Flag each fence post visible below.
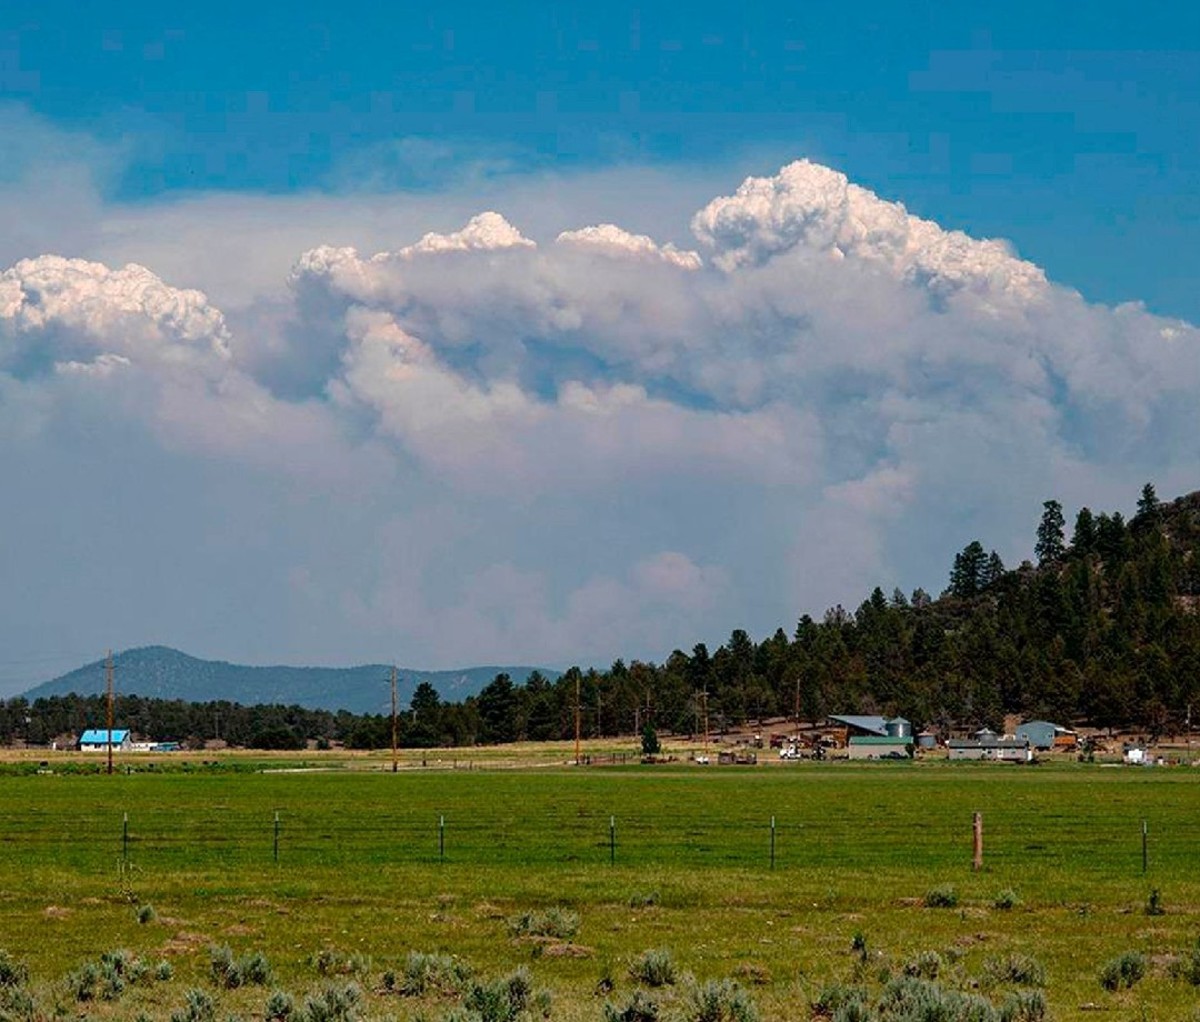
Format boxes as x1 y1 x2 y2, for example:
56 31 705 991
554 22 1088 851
610 815 616 865
122 812 129 863
770 816 776 870
1142 820 1148 873
273 811 280 864
972 812 983 872
439 815 445 863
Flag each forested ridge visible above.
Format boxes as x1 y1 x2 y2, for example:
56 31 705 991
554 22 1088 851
3 485 1198 749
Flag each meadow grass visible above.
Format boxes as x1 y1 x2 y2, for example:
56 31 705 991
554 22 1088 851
2 758 1199 1020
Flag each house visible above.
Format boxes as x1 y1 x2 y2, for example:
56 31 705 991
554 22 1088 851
947 735 1032 763
1015 720 1077 751
847 736 912 760
78 729 131 752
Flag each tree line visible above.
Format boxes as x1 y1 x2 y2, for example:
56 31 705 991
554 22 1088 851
3 484 1198 749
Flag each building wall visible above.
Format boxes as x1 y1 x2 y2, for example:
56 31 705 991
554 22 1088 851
848 740 910 760
1016 722 1055 749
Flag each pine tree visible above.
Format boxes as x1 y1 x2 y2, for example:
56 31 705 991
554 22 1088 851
1036 500 1066 566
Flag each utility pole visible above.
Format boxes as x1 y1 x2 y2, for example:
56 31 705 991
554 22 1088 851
574 673 581 766
390 666 398 774
105 650 115 776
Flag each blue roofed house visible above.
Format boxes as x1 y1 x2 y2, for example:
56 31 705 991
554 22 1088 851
78 729 131 752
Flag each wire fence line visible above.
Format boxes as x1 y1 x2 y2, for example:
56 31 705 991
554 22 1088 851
1 808 1192 877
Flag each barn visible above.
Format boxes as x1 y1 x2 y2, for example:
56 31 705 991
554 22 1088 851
1015 720 1077 751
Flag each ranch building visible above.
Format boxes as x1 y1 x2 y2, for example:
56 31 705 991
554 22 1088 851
78 729 131 752
1014 720 1077 751
947 735 1032 763
847 735 913 760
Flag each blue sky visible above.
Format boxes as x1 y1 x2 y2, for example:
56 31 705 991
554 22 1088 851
0 2 1198 694
6 2 1199 317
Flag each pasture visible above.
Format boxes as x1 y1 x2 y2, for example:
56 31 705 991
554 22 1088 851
2 757 1199 1020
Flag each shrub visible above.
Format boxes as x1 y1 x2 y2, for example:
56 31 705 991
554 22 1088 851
629 949 677 987
210 945 272 989
462 967 550 1022
999 989 1047 1022
394 951 473 996
313 949 371 978
604 990 659 1022
0 984 36 1022
730 963 771 986
628 891 660 909
924 885 958 909
137 904 157 925
0 951 28 988
265 989 295 1021
682 978 758 1022
66 962 101 1002
902 951 942 980
1146 888 1166 916
506 908 580 941
983 954 1046 987
993 889 1021 911
170 989 217 1022
831 1002 873 1022
811 982 867 1017
1172 941 1200 985
1100 951 1147 991
299 982 362 1022
878 976 999 1022
157 960 175 982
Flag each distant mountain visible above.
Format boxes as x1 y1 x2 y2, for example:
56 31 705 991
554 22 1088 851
21 646 559 715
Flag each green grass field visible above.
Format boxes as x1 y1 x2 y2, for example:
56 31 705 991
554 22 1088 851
3 758 1200 1021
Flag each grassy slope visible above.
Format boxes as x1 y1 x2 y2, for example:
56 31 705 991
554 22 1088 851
3 761 1199 1020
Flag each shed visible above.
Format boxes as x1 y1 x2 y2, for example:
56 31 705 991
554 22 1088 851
1015 720 1077 750
79 729 131 752
916 730 938 749
947 736 1032 763
847 735 913 760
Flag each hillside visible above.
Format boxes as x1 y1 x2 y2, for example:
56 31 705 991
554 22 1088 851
21 646 558 716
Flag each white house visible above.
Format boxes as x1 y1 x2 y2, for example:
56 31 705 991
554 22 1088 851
78 729 131 752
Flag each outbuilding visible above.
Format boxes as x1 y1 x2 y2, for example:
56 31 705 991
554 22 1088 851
848 735 913 760
78 729 131 752
1015 720 1077 751
947 736 1032 763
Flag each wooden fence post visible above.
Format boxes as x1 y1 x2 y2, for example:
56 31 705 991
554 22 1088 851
972 812 983 872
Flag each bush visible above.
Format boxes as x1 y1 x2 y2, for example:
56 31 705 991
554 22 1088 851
1172 941 1200 985
312 949 371 979
299 982 362 1022
506 908 580 941
0 985 36 1022
629 949 677 987
811 982 867 1017
392 951 473 996
902 951 942 980
604 990 659 1022
209 945 271 989
878 976 999 1022
999 989 1047 1022
993 889 1021 911
924 885 958 909
265 989 295 1021
1100 951 1147 991
462 967 550 1022
157 960 175 982
1146 888 1166 916
682 979 758 1022
0 952 28 989
983 954 1046 987
137 904 157 925
170 989 217 1022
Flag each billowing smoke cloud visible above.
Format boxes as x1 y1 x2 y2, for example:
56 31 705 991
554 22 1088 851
2 155 1198 677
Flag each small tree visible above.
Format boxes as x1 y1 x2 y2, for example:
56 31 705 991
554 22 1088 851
641 723 661 757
